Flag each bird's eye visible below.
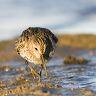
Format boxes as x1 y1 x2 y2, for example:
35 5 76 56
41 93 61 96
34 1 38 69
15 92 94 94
35 48 38 51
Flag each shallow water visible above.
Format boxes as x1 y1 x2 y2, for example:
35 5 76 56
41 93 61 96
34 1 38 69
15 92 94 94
0 50 96 95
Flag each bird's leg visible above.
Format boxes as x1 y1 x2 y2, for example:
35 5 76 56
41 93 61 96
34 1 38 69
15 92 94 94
39 64 43 78
43 63 48 78
25 60 30 71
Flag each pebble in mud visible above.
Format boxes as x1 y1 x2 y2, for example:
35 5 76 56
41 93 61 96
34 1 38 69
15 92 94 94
0 81 6 89
15 77 31 85
0 66 13 72
64 56 90 64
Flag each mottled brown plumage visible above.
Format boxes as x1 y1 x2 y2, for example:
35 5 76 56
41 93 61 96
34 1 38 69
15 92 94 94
15 27 58 81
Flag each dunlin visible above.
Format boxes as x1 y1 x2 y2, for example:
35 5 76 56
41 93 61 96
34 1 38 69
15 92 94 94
15 27 58 81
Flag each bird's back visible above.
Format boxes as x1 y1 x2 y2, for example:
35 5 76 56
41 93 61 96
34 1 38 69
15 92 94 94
20 27 58 43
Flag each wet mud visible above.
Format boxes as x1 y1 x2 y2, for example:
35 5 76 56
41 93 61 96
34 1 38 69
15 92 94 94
0 49 96 96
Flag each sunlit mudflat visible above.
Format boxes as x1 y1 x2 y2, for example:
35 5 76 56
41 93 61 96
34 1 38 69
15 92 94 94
0 49 96 96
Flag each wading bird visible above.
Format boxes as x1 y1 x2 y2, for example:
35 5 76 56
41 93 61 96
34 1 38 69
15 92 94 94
15 27 58 81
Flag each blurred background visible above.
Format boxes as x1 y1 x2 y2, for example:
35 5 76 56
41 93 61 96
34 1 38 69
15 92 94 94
1 1 96 95
0 0 96 41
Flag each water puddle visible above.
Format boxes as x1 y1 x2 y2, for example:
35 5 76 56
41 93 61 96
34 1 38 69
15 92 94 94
0 51 96 95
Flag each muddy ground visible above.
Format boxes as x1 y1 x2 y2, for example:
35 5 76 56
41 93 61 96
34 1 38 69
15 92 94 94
0 34 96 96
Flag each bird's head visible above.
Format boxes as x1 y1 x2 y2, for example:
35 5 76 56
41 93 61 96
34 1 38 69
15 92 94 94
29 36 53 64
